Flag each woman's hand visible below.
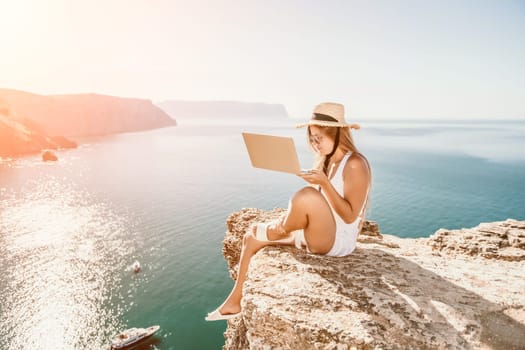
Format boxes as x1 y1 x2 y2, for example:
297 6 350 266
297 169 328 187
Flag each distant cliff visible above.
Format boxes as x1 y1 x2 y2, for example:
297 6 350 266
157 100 289 124
0 89 176 137
220 208 525 349
0 99 77 158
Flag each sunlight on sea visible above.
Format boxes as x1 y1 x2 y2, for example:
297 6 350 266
0 178 139 349
1 119 524 349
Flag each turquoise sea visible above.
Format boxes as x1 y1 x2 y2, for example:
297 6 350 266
1 119 524 349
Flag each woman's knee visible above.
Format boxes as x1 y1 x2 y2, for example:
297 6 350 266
291 186 323 207
293 186 319 199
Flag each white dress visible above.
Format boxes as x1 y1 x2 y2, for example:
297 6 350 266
295 152 369 257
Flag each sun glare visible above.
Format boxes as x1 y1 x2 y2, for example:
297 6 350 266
0 178 135 348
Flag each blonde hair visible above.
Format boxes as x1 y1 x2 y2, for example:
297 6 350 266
307 126 359 173
307 125 373 218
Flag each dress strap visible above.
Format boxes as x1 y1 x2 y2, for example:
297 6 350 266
330 152 351 179
356 154 372 232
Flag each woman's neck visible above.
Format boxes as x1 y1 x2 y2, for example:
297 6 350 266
330 148 347 164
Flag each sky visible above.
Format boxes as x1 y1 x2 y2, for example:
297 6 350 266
1 0 524 120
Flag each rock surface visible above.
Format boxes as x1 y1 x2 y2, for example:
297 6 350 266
41 150 58 162
0 88 176 137
221 208 525 350
428 221 525 261
0 100 77 158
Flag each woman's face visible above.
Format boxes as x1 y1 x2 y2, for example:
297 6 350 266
309 126 334 155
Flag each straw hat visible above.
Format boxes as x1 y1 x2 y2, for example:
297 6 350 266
296 102 360 129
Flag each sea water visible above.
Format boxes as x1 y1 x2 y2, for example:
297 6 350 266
1 119 524 349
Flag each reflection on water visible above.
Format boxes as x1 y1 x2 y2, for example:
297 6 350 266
0 178 136 349
0 121 524 349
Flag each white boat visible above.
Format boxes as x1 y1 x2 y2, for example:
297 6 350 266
110 325 160 349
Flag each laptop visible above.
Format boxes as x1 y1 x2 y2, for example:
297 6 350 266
242 132 310 174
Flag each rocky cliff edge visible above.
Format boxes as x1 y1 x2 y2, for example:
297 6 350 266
220 208 525 350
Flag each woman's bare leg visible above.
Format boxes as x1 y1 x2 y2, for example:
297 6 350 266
276 186 336 253
218 233 279 315
217 186 336 315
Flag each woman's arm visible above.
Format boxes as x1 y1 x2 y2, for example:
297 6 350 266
300 154 370 224
321 155 370 224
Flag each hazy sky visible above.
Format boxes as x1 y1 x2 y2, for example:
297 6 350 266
1 0 524 120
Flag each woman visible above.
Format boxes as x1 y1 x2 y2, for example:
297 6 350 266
206 102 372 321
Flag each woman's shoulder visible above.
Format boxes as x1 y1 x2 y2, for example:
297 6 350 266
343 152 370 175
346 152 368 167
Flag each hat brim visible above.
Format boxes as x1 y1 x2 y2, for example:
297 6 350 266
295 120 359 129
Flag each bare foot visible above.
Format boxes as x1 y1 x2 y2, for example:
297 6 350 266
218 301 241 315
